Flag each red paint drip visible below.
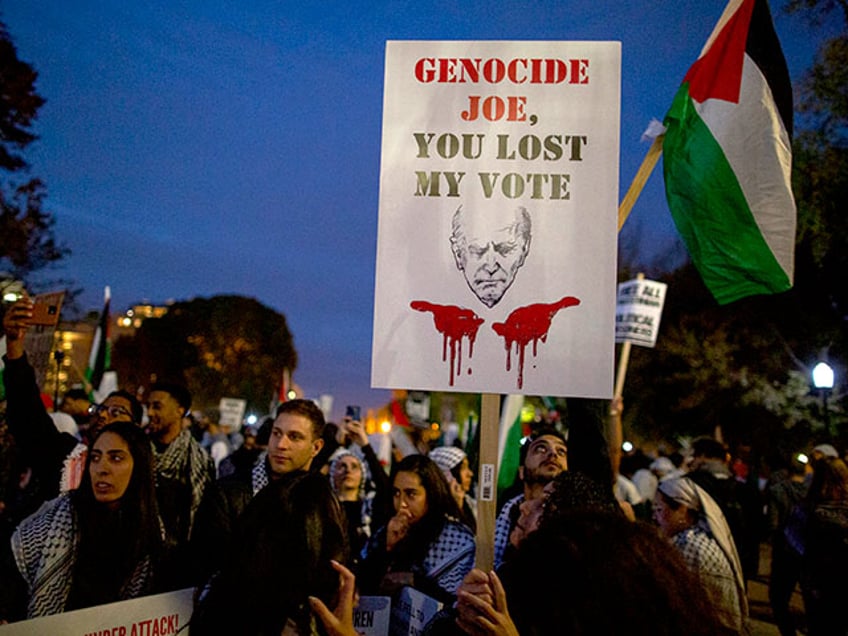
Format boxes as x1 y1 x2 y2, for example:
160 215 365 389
411 301 484 386
491 296 581 389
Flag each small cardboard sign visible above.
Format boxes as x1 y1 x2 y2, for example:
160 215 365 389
218 397 247 428
354 596 392 636
389 586 443 636
614 278 667 348
0 588 193 635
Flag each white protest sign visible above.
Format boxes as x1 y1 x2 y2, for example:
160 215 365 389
354 596 391 636
0 588 193 636
218 397 247 428
372 41 620 397
389 587 443 636
615 278 667 347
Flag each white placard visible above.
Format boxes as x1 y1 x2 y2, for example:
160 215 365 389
0 588 193 635
218 397 247 428
389 587 443 636
615 278 668 347
372 41 620 397
354 596 391 636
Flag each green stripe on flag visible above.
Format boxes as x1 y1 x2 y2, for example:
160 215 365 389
497 411 524 499
664 83 791 304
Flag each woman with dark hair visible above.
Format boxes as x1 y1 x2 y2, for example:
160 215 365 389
191 470 350 635
429 447 477 532
3 421 164 620
798 456 848 635
456 511 727 636
359 454 475 603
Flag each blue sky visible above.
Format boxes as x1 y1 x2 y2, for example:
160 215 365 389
2 1 835 419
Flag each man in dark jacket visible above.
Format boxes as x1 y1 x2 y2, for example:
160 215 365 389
190 398 325 583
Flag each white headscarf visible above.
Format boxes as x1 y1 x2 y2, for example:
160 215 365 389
657 476 748 616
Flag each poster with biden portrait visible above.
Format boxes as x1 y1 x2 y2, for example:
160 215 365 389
371 41 620 397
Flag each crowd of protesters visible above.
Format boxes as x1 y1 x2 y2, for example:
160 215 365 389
2 295 848 635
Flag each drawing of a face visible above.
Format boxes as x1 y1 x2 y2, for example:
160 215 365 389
450 205 532 308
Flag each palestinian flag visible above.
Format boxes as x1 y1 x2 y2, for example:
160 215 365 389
663 0 796 305
496 394 525 500
85 286 111 399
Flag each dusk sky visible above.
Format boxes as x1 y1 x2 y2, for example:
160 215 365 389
2 1 835 420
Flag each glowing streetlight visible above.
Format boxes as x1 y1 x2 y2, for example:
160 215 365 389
812 362 835 436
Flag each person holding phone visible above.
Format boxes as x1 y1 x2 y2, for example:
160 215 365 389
328 407 391 565
2 297 142 507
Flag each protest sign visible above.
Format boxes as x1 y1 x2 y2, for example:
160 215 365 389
389 587 443 636
354 596 391 636
372 41 620 398
218 397 247 428
0 588 193 636
615 278 667 347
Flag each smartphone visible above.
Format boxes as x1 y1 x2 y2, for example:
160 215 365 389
345 405 361 421
30 292 65 326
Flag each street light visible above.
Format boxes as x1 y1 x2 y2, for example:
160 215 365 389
812 362 835 436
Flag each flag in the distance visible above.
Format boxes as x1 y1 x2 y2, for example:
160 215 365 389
497 395 525 499
663 0 796 305
85 286 111 401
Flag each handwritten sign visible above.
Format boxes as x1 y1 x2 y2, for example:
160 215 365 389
372 41 620 397
615 278 667 347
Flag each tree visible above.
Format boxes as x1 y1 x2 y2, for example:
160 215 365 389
111 295 297 416
0 20 67 281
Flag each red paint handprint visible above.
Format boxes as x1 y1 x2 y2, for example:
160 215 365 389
409 300 483 386
410 301 485 386
492 296 581 389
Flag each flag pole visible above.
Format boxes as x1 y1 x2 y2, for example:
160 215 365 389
474 136 664 571
475 392 500 572
618 135 664 231
610 132 664 463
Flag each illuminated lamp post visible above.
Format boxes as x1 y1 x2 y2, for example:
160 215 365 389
812 362 835 437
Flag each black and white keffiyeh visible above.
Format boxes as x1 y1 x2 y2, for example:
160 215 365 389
251 451 271 494
11 494 154 618
657 476 748 619
421 518 476 595
153 429 213 535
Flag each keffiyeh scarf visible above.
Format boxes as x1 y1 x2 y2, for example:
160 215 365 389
420 518 476 595
251 451 271 494
154 429 212 535
11 494 153 618
657 476 748 617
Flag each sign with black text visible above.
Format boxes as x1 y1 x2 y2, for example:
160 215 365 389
372 41 620 397
0 588 193 636
615 278 667 347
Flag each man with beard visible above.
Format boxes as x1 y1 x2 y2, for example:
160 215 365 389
492 427 567 568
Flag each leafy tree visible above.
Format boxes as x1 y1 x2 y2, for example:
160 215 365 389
111 295 297 415
0 20 67 281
